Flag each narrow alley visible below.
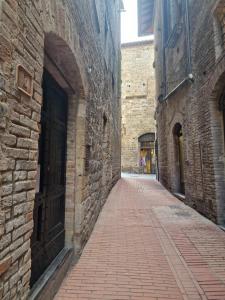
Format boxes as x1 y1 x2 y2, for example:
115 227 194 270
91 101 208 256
56 175 225 300
1 1 225 299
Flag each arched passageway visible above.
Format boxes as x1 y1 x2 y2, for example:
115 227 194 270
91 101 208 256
138 133 156 174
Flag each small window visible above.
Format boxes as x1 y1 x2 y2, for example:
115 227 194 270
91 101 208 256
163 0 183 47
103 114 107 134
112 73 115 90
85 145 91 174
213 14 224 60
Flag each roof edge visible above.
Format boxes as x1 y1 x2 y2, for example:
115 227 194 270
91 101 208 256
121 39 154 48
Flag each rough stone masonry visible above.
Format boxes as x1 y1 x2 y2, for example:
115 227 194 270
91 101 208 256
121 40 156 174
153 0 225 224
0 0 122 299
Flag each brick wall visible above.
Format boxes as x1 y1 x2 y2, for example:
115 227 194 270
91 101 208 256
0 0 121 298
154 0 225 224
121 41 155 173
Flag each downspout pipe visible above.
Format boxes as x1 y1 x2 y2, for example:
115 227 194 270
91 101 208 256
162 1 167 98
163 74 194 101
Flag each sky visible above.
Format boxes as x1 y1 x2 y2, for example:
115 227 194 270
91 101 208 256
121 0 152 43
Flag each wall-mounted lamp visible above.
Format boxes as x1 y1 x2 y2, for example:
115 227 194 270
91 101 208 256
188 73 194 82
87 66 92 74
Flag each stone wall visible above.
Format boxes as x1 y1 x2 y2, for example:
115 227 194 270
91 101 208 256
121 41 156 173
0 0 121 298
154 0 225 224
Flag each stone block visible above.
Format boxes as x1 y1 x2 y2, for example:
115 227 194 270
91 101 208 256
9 124 30 138
1 135 17 147
12 221 33 241
14 180 36 193
11 241 30 263
2 184 13 197
19 115 38 132
16 160 37 171
2 196 13 208
5 220 14 233
12 192 26 205
5 148 29 160
0 234 11 251
9 237 23 252
0 256 11 276
17 138 38 150
14 171 27 182
13 203 26 216
1 172 13 184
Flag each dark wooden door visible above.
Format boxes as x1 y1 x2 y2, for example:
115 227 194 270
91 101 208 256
178 130 185 194
30 70 68 286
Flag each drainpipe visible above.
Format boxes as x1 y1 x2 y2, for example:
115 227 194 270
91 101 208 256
163 74 194 101
162 1 167 98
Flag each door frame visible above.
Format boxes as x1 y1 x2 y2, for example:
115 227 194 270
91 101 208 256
31 69 68 286
138 133 156 174
30 56 87 288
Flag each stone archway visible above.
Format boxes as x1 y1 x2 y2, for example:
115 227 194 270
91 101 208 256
44 32 88 251
138 133 156 174
101 113 112 206
208 68 225 225
167 111 184 193
30 32 88 286
44 32 86 97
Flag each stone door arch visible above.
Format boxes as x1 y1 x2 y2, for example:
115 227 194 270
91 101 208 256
207 61 225 225
30 32 88 286
138 133 156 174
173 123 185 194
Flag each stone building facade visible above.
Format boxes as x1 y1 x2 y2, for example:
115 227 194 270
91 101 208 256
121 41 156 174
139 0 225 224
0 1 122 299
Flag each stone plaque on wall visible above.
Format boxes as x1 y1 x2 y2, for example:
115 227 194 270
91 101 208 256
16 65 33 97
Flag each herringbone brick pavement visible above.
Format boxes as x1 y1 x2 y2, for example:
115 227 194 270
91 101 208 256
55 176 225 300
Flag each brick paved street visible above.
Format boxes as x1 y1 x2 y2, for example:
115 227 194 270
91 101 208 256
55 176 225 300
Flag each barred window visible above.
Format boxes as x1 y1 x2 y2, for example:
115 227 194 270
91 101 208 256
85 145 91 174
213 3 225 60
